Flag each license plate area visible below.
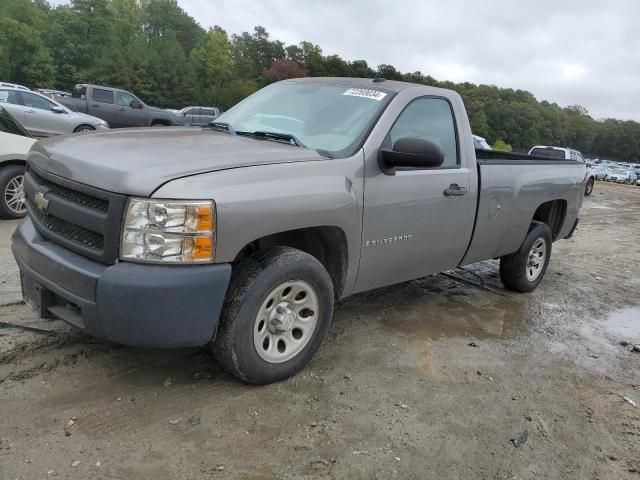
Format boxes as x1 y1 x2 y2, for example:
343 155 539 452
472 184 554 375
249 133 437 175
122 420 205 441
21 273 55 319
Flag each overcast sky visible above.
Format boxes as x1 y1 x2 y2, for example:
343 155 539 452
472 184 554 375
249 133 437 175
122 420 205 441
51 0 640 121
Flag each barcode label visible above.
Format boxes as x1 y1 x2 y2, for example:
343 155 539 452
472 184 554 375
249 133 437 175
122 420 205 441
342 88 387 101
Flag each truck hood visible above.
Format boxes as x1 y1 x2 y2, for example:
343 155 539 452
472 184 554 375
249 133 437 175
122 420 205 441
28 127 324 196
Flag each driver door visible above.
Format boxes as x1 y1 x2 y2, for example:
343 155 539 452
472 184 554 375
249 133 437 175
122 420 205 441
17 91 61 137
115 91 148 127
356 97 475 292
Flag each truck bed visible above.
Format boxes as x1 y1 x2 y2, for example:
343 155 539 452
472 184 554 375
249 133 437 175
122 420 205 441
460 149 585 266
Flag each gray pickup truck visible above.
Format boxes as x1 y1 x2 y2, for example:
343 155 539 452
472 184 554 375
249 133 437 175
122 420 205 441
12 77 586 384
57 84 183 128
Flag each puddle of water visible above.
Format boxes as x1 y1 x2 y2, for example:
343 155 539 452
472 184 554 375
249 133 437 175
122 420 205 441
381 296 527 341
598 307 640 340
576 307 640 359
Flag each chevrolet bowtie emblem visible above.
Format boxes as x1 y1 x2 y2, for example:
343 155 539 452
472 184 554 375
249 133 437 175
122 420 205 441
34 191 50 213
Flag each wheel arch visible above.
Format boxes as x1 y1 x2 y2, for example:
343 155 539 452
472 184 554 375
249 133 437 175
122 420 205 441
233 226 349 298
532 199 567 241
0 159 27 169
73 124 96 132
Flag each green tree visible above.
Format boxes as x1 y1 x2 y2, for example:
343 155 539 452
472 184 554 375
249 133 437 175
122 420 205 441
492 139 513 152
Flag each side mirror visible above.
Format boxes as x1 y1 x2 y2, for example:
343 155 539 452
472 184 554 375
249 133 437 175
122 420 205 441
130 99 142 109
51 106 65 114
380 137 445 173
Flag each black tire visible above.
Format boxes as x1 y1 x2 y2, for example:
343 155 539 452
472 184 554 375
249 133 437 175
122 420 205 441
584 177 594 196
212 247 334 384
499 221 552 293
0 165 27 220
74 125 95 133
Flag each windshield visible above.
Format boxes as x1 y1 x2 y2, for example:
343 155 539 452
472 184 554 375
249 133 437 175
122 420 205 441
0 106 32 138
215 82 392 157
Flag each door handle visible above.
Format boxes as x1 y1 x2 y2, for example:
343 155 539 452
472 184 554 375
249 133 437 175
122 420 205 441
117 107 125 111
91 103 100 108
26 109 36 114
443 184 467 196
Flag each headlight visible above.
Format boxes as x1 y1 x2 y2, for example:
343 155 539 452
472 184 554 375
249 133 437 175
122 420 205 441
120 198 215 264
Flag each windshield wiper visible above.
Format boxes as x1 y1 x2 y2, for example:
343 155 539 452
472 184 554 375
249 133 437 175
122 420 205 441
236 130 306 148
208 121 236 135
315 149 335 159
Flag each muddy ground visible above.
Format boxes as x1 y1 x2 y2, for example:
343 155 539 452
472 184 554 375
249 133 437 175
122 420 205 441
0 181 639 480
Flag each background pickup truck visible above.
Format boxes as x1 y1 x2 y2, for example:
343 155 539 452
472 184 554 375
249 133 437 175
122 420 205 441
13 77 586 384
56 84 183 128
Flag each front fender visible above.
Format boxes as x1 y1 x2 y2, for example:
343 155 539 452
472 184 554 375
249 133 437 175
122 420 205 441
153 154 364 294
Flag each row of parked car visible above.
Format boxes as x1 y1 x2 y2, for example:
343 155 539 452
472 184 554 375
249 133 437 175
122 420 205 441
0 81 222 220
0 81 220 137
590 162 640 185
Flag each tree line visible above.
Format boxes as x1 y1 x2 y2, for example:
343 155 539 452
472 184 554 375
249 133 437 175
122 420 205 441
1 0 638 162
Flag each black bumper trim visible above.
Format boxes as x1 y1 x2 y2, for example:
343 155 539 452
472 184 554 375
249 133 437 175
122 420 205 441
12 218 232 348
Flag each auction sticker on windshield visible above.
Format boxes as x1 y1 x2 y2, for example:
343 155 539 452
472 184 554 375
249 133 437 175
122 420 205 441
342 88 387 101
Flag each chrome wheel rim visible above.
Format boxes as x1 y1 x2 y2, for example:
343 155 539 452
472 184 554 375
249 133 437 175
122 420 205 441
253 280 319 363
526 238 546 281
5 174 26 215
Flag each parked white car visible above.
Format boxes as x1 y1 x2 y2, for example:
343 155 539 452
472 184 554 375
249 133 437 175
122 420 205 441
0 82 30 91
592 165 609 180
528 145 594 196
0 107 36 219
607 168 638 184
0 86 109 138
472 134 492 150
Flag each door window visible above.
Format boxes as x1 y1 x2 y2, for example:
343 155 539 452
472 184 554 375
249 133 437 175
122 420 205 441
116 91 136 107
203 108 217 116
386 98 459 168
0 89 20 105
20 92 56 111
92 89 114 104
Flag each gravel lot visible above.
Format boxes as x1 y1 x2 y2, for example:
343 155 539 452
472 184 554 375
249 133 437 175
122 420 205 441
1 181 639 479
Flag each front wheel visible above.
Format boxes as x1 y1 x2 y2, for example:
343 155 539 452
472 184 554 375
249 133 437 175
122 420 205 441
74 125 95 133
212 247 334 384
499 222 552 292
0 165 27 219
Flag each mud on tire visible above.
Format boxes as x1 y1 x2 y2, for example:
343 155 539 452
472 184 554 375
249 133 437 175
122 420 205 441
212 247 334 384
499 221 552 293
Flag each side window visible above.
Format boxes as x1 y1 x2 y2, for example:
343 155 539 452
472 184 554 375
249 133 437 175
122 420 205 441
570 152 578 161
203 108 216 116
386 98 458 168
92 88 114 104
182 108 194 115
0 90 18 104
116 91 135 107
577 153 585 163
20 92 55 111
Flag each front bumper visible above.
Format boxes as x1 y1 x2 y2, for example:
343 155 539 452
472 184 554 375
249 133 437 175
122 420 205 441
12 218 231 347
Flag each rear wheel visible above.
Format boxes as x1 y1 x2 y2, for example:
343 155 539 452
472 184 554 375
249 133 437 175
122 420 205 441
0 165 27 219
584 177 594 196
499 222 552 292
212 247 334 384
